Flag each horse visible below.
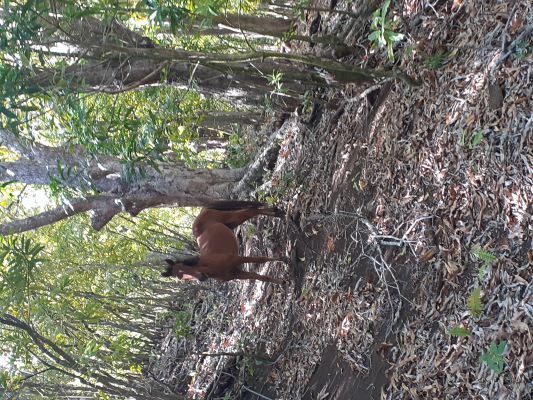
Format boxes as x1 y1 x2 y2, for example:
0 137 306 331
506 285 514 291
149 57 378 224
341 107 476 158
162 201 287 284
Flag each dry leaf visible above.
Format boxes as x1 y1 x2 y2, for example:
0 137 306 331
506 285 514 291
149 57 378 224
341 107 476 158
326 235 335 253
511 15 524 34
420 248 438 262
465 114 476 127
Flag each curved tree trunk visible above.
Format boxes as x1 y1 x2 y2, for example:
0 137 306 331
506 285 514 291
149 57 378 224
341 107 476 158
0 127 244 234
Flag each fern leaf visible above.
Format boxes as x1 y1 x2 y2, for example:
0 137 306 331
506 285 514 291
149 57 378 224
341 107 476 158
449 326 471 337
467 287 483 317
472 249 497 265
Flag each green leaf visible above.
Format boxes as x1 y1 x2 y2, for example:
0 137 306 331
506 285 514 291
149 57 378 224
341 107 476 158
0 180 16 189
387 42 395 61
385 31 405 42
480 341 506 375
472 248 497 265
368 30 381 43
381 0 391 20
467 287 483 317
0 106 17 119
478 265 488 280
449 326 471 337
469 130 484 149
472 248 496 279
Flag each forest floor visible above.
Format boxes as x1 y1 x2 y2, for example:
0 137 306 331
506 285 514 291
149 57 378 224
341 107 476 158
152 0 532 399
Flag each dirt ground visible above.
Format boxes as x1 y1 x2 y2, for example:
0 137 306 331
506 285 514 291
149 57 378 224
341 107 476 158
151 0 532 399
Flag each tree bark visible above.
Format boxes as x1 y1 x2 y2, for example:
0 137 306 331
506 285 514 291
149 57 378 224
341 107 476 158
1 126 244 234
0 163 243 234
197 111 263 128
209 14 292 38
24 8 418 106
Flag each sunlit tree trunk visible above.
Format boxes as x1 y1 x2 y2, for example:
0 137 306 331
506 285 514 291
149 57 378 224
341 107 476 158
0 127 243 234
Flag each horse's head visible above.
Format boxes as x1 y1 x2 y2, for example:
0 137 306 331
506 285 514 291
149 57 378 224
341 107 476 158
162 258 207 281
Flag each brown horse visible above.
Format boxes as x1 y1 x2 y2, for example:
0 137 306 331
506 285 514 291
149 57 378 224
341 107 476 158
162 201 287 284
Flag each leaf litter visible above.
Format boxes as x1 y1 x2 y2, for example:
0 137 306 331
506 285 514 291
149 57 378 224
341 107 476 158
151 0 532 398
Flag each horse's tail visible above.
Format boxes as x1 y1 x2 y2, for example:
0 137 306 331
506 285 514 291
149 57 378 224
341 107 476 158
205 200 266 211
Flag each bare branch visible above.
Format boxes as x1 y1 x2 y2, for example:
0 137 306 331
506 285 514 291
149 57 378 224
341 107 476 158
0 195 119 235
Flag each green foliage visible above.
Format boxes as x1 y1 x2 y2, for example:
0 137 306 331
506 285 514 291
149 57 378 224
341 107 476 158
258 171 295 204
0 180 17 208
472 248 497 265
172 311 192 338
294 0 311 20
515 41 531 60
267 71 286 96
368 0 404 61
0 0 285 398
448 326 471 337
242 355 256 377
51 92 169 181
140 0 258 35
472 248 497 279
0 235 44 306
0 0 259 184
467 287 483 318
0 206 198 398
46 160 87 204
424 52 449 69
225 131 251 168
480 341 506 375
142 0 188 33
38 87 227 184
469 130 485 149
459 129 485 150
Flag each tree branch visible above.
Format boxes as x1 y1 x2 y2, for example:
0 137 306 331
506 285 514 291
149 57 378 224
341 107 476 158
0 195 120 235
0 189 218 235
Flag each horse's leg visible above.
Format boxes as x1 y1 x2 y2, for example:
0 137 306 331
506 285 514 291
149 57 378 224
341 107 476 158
235 270 284 284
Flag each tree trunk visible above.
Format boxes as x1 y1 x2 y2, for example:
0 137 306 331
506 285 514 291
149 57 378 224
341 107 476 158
25 9 418 105
197 111 263 128
210 14 292 38
0 164 243 235
0 127 244 234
